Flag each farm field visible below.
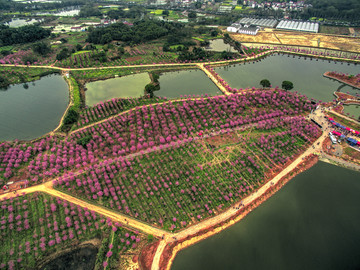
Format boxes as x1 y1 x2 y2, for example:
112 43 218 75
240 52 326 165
230 30 360 53
0 90 320 235
0 192 146 270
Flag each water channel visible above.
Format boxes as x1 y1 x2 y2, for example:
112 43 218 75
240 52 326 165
215 54 360 102
0 75 69 142
172 162 360 270
85 73 150 106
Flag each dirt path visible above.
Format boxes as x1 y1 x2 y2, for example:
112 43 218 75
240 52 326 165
150 108 329 270
1 48 359 73
196 63 231 95
0 181 170 237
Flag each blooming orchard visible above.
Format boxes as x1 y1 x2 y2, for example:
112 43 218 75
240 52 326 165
0 192 141 270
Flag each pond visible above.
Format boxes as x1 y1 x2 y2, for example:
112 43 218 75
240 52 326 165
85 73 150 106
0 75 69 142
5 18 42 28
215 54 360 102
37 8 80 16
172 162 360 270
41 246 98 270
205 39 237 53
156 69 221 98
343 104 360 120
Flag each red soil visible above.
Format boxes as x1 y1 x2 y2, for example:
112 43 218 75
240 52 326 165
204 132 240 147
139 240 160 270
334 92 357 101
332 104 344 114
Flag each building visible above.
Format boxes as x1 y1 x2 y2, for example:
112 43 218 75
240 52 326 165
239 18 278 28
276 20 319 33
227 23 260 35
218 5 233 13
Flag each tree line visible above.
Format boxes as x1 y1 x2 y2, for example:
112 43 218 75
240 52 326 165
86 20 185 45
0 25 51 46
304 0 360 22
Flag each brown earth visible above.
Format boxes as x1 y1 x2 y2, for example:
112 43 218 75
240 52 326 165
126 56 143 62
139 240 160 270
204 132 240 148
230 30 360 53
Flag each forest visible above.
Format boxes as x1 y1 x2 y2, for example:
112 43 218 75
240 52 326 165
304 0 360 21
0 25 51 46
86 20 186 45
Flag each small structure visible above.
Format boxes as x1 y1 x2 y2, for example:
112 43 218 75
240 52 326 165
329 132 337 144
227 23 260 35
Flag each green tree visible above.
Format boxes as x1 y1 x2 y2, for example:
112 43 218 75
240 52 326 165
145 84 156 98
151 72 160 83
0 75 9 89
260 79 271 88
188 11 197 19
63 108 79 125
56 48 70 61
76 44 83 51
79 4 102 17
32 42 51 56
282 81 294 91
162 10 170 16
77 135 92 149
100 33 113 44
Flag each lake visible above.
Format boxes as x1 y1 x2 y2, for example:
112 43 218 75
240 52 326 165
172 162 360 270
215 54 360 102
85 73 150 106
156 69 221 98
0 75 69 142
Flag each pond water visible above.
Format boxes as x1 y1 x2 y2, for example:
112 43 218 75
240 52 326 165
5 18 42 28
37 8 80 16
41 246 98 270
156 69 221 98
0 75 69 142
172 162 360 270
205 39 237 53
215 54 360 102
85 73 150 106
343 104 360 120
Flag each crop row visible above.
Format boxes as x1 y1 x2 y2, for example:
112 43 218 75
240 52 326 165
0 90 316 186
0 192 142 270
54 116 320 231
73 96 167 130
